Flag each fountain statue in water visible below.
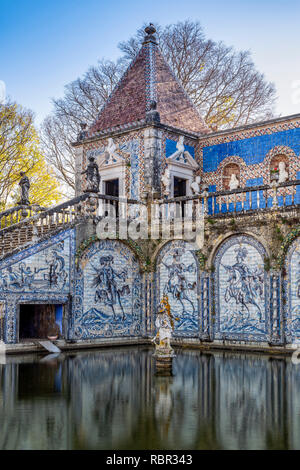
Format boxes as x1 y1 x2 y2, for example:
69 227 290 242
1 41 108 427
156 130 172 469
152 295 175 374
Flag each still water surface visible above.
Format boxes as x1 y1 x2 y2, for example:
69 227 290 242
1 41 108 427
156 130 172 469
0 347 300 450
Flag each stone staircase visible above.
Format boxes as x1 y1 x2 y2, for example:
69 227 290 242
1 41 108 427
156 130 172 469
0 193 96 259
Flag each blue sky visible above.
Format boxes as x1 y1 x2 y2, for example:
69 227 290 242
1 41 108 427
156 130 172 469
1 0 300 125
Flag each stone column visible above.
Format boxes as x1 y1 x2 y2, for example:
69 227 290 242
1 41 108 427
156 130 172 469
269 270 284 345
199 271 213 341
145 271 155 336
143 127 162 193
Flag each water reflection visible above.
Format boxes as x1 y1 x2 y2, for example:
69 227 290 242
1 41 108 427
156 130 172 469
0 347 300 449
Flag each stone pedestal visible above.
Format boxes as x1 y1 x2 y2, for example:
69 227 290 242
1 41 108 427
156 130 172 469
153 346 175 375
0 341 6 364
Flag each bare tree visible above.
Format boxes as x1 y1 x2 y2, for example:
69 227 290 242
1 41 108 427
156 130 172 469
41 20 276 195
119 21 276 128
40 59 125 195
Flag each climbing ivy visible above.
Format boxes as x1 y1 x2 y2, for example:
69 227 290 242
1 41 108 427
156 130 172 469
195 250 207 269
276 224 300 269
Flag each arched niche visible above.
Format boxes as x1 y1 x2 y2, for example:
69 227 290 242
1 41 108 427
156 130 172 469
72 240 144 339
214 235 269 342
269 154 289 182
155 240 200 337
222 163 240 190
285 237 300 343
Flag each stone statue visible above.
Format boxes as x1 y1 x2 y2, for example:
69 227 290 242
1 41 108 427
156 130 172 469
152 295 174 355
229 173 239 190
190 175 201 195
146 100 160 124
18 172 30 205
278 161 288 183
170 135 185 162
161 167 171 197
77 122 88 141
104 138 122 165
81 156 100 193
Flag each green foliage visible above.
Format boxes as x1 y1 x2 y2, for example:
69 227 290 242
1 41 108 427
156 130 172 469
264 256 271 272
0 101 61 211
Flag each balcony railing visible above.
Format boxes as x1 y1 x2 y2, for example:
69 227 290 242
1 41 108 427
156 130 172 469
161 179 300 219
0 180 299 258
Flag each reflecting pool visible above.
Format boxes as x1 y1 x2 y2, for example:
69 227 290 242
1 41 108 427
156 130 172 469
0 347 300 450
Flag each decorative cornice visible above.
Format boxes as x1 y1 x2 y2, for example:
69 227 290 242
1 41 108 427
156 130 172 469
71 120 200 147
199 114 300 146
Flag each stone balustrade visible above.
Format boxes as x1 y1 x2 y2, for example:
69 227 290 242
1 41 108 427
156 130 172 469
1 180 300 258
0 204 45 229
0 193 144 258
161 179 300 220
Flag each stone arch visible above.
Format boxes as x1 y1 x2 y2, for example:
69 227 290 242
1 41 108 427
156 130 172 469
155 240 200 337
76 235 147 272
213 234 269 342
206 231 270 271
72 239 144 339
285 236 300 343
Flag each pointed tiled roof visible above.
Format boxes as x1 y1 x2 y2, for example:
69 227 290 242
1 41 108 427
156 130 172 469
89 25 210 136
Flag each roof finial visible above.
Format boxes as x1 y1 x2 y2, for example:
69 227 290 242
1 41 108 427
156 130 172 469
143 23 157 44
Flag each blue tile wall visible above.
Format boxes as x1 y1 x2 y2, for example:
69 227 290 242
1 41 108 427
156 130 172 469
156 240 200 337
0 229 75 343
203 128 300 172
214 235 269 342
246 177 264 187
286 238 300 342
72 240 144 339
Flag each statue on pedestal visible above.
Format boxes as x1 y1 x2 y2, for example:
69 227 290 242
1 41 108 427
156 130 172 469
18 172 30 205
81 156 100 193
229 173 239 190
190 175 201 195
161 167 171 197
77 122 88 141
152 295 175 358
104 138 122 165
146 100 160 124
170 135 185 162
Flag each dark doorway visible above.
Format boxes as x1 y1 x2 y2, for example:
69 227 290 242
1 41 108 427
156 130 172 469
19 304 62 341
173 177 186 197
105 179 119 197
173 177 187 217
105 179 119 217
